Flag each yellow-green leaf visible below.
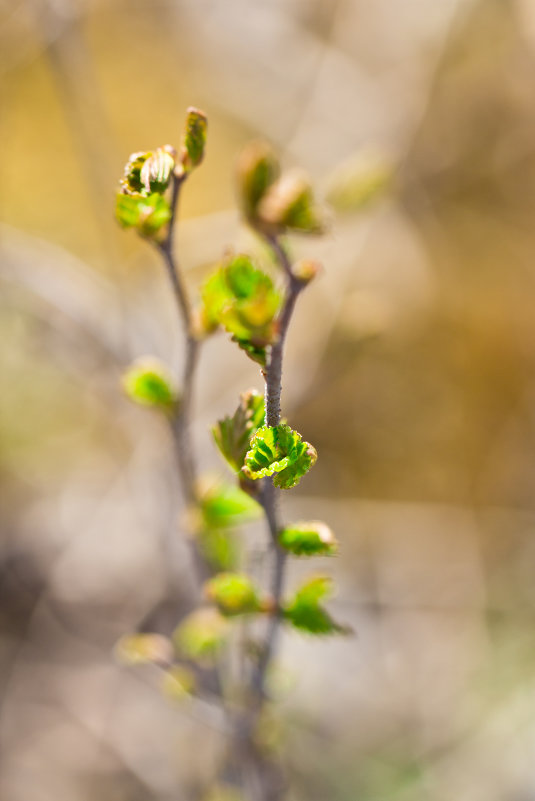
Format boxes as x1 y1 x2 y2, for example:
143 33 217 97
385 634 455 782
204 572 262 617
242 424 317 490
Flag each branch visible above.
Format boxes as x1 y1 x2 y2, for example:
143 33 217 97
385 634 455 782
157 173 207 577
250 235 304 704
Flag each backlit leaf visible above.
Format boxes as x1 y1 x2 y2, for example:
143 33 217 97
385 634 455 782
242 424 317 489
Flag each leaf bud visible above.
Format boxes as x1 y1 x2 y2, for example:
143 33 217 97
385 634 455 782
140 147 175 194
257 169 324 233
181 107 207 171
236 140 279 220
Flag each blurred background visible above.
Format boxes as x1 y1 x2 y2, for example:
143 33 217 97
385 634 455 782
3 0 535 798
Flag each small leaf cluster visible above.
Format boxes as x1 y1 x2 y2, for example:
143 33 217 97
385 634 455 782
114 109 349 733
115 107 206 239
200 255 281 365
236 141 324 234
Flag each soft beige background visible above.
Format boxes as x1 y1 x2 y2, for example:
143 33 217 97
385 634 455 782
3 1 535 799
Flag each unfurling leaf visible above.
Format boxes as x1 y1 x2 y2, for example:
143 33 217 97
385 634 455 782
140 147 175 194
115 191 172 237
181 107 207 171
120 151 151 195
242 424 317 489
173 608 229 662
161 665 196 700
200 255 281 363
205 572 262 616
122 358 177 409
257 170 324 233
278 521 337 556
212 389 265 472
283 576 349 635
236 140 279 220
114 633 173 665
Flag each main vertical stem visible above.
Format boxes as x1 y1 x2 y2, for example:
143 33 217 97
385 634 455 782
239 237 304 801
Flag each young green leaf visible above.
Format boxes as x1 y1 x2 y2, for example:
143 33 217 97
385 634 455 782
122 358 177 409
283 576 348 635
257 170 324 233
115 191 172 237
140 147 175 194
212 389 265 473
173 608 229 662
236 140 280 220
204 572 262 616
114 633 173 665
200 255 281 363
197 479 261 529
242 424 317 489
278 521 337 556
181 107 207 171
186 479 261 570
